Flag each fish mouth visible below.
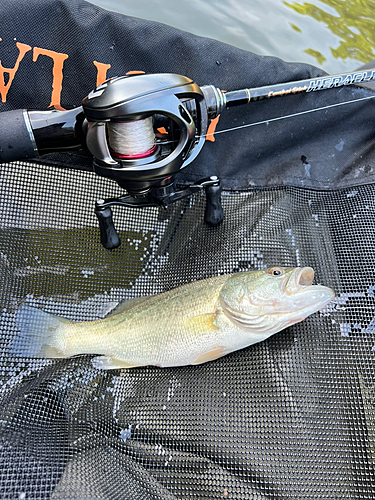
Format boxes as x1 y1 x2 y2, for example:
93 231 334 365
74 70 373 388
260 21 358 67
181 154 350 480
287 285 335 313
223 285 334 319
280 267 335 314
283 266 315 292
297 267 315 287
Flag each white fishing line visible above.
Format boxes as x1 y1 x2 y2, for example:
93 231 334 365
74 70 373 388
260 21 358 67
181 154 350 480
107 117 155 157
201 94 375 138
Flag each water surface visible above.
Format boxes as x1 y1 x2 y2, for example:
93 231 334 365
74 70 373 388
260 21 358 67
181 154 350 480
89 0 375 74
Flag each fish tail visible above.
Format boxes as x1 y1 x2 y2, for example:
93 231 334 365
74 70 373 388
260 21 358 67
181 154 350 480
10 305 72 358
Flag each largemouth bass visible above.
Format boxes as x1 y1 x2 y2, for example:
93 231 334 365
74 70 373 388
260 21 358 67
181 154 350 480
11 267 334 370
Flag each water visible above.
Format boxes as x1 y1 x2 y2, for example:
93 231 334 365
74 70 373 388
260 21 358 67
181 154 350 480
88 0 375 74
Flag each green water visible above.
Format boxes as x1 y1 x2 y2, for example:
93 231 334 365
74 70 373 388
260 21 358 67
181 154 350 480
88 0 375 74
0 226 152 303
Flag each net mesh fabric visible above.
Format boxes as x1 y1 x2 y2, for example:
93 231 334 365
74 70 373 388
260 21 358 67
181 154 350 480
0 161 374 499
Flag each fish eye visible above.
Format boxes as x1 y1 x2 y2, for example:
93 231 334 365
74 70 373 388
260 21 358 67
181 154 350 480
269 267 284 276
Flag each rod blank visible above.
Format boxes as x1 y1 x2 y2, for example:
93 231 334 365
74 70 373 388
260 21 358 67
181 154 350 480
225 68 375 107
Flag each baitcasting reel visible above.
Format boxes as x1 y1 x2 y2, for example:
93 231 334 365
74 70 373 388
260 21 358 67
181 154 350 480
81 73 227 248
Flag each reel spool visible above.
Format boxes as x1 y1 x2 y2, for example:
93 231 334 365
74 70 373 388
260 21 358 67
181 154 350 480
107 117 157 160
82 73 224 196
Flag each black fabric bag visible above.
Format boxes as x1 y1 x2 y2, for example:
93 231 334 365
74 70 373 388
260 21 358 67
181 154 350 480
1 0 374 498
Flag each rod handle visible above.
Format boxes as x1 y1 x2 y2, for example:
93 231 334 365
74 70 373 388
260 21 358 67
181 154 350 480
0 110 37 163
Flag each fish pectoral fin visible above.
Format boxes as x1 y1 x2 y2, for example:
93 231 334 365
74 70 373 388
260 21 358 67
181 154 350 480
91 356 144 370
185 313 218 332
191 346 226 365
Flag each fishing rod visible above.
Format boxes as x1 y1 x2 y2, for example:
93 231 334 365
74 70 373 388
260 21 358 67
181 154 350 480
0 68 374 249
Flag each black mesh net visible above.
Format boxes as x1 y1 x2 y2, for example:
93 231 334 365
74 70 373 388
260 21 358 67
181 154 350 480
1 0 375 497
1 161 374 499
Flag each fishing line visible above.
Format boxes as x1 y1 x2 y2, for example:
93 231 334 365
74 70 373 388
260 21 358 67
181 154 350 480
114 94 375 153
200 94 375 139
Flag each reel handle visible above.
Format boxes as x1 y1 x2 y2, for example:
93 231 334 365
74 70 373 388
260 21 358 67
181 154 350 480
94 176 224 250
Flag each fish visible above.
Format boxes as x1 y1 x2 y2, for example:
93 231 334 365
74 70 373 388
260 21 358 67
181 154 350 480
10 266 334 370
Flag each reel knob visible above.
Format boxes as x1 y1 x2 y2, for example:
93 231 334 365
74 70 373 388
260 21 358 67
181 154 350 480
95 204 121 250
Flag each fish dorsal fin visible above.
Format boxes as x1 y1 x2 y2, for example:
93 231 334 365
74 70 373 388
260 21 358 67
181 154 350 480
105 296 150 318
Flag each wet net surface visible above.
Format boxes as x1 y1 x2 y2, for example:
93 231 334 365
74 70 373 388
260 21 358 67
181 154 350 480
0 161 375 499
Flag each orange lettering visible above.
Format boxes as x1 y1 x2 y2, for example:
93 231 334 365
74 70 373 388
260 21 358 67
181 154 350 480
205 115 220 142
33 47 68 110
0 42 32 103
93 61 111 86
